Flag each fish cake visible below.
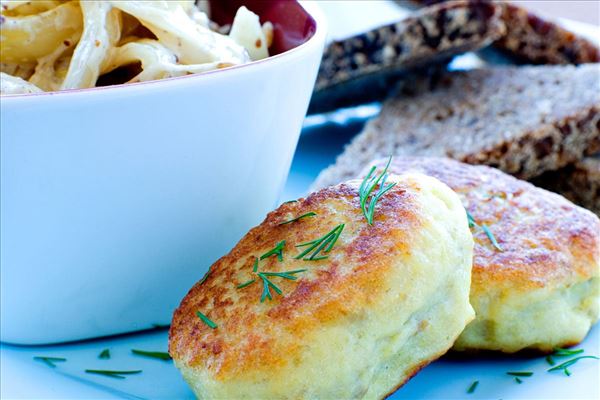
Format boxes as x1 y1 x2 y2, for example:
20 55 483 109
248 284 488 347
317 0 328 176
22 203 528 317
169 173 474 399
360 157 600 353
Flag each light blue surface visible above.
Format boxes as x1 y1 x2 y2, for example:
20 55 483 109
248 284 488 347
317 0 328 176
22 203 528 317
3 2 600 398
2 106 599 400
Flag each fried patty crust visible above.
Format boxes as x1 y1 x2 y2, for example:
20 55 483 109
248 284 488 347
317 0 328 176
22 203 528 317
360 157 600 353
169 173 474 398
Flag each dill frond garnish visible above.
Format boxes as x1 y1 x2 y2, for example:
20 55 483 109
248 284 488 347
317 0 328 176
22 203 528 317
259 273 282 302
33 356 66 368
359 156 396 225
515 377 523 384
553 347 584 357
482 224 503 251
547 355 599 374
465 207 503 252
465 209 477 228
85 369 142 379
294 224 344 261
131 349 171 361
98 349 110 359
258 270 306 302
260 240 286 262
467 380 479 394
253 257 259 272
199 267 211 285
237 279 256 289
546 355 555 366
196 311 217 329
506 371 533 377
279 212 317 225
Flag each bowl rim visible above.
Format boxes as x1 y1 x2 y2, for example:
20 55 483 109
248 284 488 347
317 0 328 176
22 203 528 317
0 1 327 100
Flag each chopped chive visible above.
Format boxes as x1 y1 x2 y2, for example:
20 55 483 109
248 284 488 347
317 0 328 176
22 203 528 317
131 349 171 361
553 347 584 357
98 349 110 359
85 369 142 379
546 355 555 366
237 279 256 289
548 356 599 373
482 224 503 251
260 240 286 262
506 371 533 377
467 380 479 394
252 257 259 272
33 356 66 368
279 212 317 225
515 377 523 384
359 156 396 225
199 267 211 285
196 311 217 329
294 224 344 261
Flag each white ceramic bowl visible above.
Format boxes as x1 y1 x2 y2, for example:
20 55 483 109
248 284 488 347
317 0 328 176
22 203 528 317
0 1 326 345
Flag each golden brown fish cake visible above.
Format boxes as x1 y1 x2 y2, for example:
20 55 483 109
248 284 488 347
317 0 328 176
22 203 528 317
169 173 474 399
361 157 600 353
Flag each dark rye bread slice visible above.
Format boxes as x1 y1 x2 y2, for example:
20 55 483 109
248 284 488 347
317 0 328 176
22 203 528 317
308 1 505 114
530 155 600 217
312 64 600 190
407 0 600 64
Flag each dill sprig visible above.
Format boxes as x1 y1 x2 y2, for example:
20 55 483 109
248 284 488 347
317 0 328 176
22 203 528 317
261 270 307 280
260 240 286 262
359 156 396 225
506 371 533 377
279 212 317 225
465 209 477 228
199 267 211 285
259 273 282 302
131 349 171 361
464 207 503 252
482 224 503 251
515 377 523 384
467 380 479 394
552 347 584 357
85 369 142 379
196 311 217 329
546 355 556 366
294 224 344 261
33 356 66 368
258 270 306 302
237 279 256 289
547 356 599 374
253 257 259 272
98 349 110 359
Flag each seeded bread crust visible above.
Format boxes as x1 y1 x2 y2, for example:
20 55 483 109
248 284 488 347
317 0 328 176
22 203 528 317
495 3 599 64
309 1 505 114
408 1 600 64
531 155 600 217
312 64 600 190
